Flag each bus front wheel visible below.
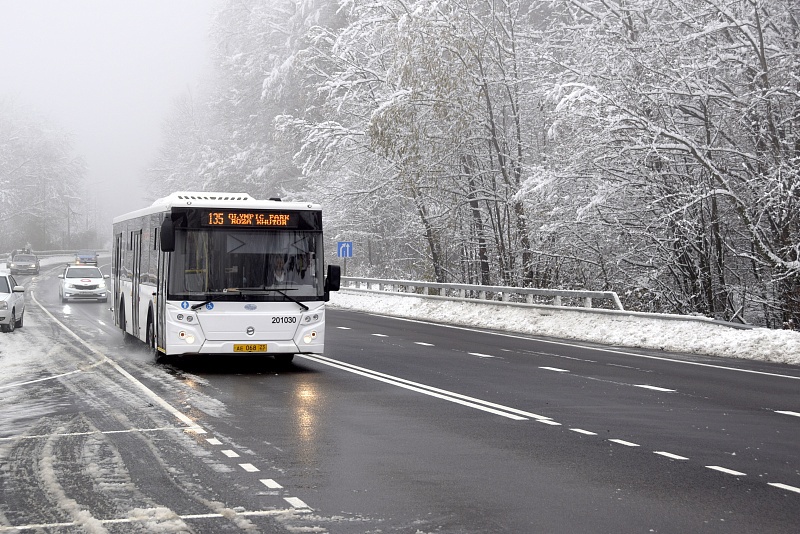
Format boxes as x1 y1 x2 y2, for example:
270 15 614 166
119 301 133 345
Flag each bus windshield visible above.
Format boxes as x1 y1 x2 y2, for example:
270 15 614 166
168 228 324 301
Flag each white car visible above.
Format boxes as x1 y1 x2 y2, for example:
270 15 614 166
0 273 25 332
59 265 109 303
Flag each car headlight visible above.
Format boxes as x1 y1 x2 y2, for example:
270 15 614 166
0 302 7 310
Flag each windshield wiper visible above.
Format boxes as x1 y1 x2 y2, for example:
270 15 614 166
191 297 216 310
226 286 310 311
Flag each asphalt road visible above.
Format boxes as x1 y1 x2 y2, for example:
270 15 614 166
1 259 798 533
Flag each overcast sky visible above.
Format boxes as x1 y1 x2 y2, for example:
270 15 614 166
0 0 220 228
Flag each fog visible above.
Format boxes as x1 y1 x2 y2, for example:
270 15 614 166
0 0 219 234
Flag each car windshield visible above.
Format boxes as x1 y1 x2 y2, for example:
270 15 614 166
0 277 9 293
66 267 103 278
15 255 35 262
78 250 95 256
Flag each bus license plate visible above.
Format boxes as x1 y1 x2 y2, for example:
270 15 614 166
234 344 267 353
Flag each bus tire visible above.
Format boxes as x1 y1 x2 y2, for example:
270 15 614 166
119 300 133 345
146 316 163 362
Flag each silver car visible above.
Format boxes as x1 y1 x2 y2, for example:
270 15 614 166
0 274 25 332
59 265 109 303
9 254 40 275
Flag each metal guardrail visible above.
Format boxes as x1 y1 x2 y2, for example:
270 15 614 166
3 249 108 259
341 276 624 310
339 276 756 330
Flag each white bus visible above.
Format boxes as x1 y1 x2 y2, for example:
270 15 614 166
111 192 340 362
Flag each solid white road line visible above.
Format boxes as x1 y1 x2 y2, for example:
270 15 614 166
654 451 688 460
0 361 105 390
29 290 206 434
299 354 552 421
0 426 196 442
706 466 746 476
0 509 294 532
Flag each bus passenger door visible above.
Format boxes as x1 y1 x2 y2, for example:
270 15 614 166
131 230 142 340
113 233 123 327
157 249 168 351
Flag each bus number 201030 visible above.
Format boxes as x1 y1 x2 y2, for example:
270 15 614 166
272 317 297 324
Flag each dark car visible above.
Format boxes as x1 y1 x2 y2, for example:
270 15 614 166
75 249 99 265
9 254 40 275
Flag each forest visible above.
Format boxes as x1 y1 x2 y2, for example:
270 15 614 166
2 0 798 328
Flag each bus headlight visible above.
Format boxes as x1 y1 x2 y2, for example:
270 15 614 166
178 330 195 343
303 331 317 344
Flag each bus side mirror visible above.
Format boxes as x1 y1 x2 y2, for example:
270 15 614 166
325 264 341 293
160 217 175 252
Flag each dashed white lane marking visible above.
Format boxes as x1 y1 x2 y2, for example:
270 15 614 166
609 439 639 447
775 410 800 418
239 463 260 472
260 479 283 489
539 366 570 372
414 342 434 346
206 438 222 445
221 450 240 458
336 326 351 330
538 420 562 426
654 451 689 460
468 352 495 358
371 333 388 337
570 428 597 435
634 385 676 392
284 497 310 509
706 466 746 476
768 483 800 494
370 313 800 381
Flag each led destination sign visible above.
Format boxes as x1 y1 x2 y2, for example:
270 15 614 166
201 210 299 228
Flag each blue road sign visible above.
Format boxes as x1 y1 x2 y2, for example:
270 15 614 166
337 241 353 258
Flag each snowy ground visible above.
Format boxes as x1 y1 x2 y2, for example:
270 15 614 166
329 291 800 366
